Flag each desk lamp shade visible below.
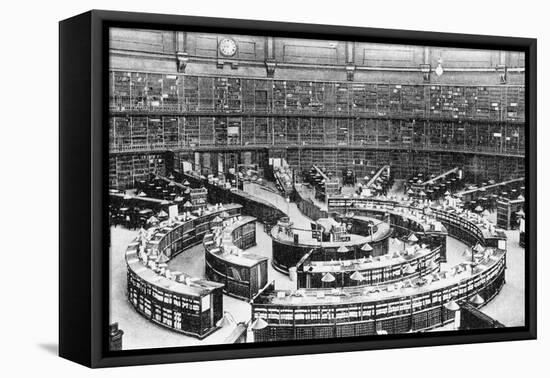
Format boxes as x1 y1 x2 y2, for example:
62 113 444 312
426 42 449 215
407 233 419 243
350 271 363 281
470 293 485 305
475 205 483 212
444 300 460 311
474 243 485 253
183 180 190 186
361 243 373 252
158 210 168 217
157 252 169 264
137 191 147 197
216 312 237 328
321 272 336 282
337 245 349 253
184 201 192 207
404 264 416 274
250 317 268 330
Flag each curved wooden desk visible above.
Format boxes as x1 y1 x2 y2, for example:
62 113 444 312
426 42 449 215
204 216 269 300
252 199 507 341
125 204 241 339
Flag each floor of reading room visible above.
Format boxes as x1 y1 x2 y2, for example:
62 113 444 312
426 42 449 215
110 183 525 350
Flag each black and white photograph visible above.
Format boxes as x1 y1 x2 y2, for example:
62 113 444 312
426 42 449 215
3 0 548 374
107 26 529 351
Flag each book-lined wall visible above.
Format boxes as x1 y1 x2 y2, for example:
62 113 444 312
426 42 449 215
108 71 525 189
171 149 523 184
109 116 524 155
110 72 525 121
109 152 167 189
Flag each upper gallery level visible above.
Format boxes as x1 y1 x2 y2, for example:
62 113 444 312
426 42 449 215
109 29 524 86
109 29 525 122
109 71 525 122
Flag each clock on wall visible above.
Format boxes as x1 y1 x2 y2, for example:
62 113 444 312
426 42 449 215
218 38 238 57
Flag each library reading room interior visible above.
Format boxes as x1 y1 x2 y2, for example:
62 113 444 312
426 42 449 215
107 28 527 351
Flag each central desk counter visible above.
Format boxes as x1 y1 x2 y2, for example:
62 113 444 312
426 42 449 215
270 215 393 274
204 216 269 300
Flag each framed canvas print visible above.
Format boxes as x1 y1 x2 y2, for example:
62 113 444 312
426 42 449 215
59 10 537 368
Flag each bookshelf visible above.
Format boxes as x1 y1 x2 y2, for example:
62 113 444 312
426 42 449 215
110 71 525 122
108 71 526 190
108 115 526 156
496 198 524 230
253 248 506 341
204 216 269 299
124 204 243 338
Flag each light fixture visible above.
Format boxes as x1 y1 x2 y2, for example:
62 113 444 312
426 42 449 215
361 243 373 252
444 300 460 311
474 243 485 253
216 311 237 328
435 58 444 77
337 245 349 253
404 264 416 274
249 317 268 330
407 233 419 243
469 293 485 306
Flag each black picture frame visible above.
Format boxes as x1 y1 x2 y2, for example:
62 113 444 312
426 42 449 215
59 9 537 368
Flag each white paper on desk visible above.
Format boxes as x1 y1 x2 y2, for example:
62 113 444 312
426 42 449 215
168 205 178 220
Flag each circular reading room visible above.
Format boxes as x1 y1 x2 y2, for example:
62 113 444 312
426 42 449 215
108 28 526 351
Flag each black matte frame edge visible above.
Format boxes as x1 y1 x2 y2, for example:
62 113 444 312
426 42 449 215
59 10 93 367
58 9 537 368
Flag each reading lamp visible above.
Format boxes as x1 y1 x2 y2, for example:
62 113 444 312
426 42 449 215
216 311 237 328
249 317 268 330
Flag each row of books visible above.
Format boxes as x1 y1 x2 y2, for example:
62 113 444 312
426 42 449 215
110 71 525 121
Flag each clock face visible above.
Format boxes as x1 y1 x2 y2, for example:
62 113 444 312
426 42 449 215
219 38 237 57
